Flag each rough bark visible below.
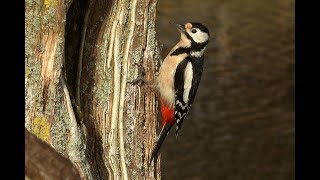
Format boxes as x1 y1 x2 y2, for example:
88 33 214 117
25 0 160 179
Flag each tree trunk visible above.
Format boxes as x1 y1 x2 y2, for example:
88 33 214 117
25 129 81 180
25 0 161 179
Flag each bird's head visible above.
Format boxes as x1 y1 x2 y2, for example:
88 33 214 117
175 22 209 57
176 22 209 46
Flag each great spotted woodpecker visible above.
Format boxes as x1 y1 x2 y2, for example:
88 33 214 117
131 22 209 164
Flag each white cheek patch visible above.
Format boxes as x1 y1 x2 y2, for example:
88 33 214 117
183 62 193 103
191 32 209 43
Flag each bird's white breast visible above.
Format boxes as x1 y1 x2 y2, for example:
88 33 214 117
155 52 188 107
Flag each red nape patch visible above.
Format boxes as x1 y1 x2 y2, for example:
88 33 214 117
160 99 175 126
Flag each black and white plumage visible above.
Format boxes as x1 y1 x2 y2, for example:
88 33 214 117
174 54 204 136
149 22 209 163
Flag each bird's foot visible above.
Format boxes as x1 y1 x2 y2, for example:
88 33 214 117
128 63 147 87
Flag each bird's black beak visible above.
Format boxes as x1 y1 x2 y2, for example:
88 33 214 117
175 23 186 34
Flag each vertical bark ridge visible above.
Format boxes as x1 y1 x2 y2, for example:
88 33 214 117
26 0 160 178
118 0 138 179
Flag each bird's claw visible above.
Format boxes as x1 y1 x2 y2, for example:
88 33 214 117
128 78 146 87
133 62 146 77
128 62 147 87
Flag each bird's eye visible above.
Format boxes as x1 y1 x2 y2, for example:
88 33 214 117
191 29 197 33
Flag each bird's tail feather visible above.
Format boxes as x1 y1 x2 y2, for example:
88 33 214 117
149 123 173 165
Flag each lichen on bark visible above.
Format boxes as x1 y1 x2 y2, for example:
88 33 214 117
26 0 160 179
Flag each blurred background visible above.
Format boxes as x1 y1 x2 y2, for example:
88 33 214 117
155 0 294 179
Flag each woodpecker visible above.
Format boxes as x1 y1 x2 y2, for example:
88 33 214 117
131 22 209 164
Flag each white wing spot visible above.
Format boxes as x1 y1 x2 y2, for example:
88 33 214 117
183 62 193 103
176 100 188 110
